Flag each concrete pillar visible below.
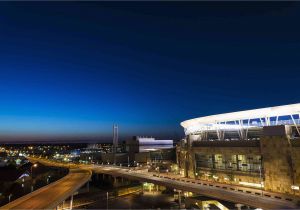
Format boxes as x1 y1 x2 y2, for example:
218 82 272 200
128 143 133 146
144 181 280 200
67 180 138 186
113 176 117 186
62 200 65 210
106 192 109 210
156 185 159 192
70 195 73 210
235 204 244 210
203 203 210 210
86 181 90 192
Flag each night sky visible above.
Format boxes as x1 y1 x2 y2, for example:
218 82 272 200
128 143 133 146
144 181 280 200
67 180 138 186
0 2 300 142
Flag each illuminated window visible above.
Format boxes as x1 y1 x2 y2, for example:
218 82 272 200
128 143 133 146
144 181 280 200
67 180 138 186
214 154 225 170
195 153 262 174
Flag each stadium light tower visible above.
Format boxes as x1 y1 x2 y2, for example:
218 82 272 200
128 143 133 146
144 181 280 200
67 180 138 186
113 124 118 153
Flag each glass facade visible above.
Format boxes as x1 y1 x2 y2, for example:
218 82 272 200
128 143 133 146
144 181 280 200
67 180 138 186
195 153 262 173
195 153 213 168
214 154 225 170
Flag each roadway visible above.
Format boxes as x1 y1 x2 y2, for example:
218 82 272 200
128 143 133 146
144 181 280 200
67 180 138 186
0 168 91 210
3 157 299 209
89 166 299 209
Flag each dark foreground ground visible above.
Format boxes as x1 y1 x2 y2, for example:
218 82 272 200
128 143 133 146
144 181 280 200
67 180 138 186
59 186 178 209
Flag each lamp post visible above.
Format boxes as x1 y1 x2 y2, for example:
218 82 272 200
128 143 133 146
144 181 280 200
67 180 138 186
30 163 38 177
30 163 38 192
178 190 182 209
47 175 51 184
8 194 12 203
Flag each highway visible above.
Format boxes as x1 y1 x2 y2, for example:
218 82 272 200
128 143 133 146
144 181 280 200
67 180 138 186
2 157 299 209
0 168 91 210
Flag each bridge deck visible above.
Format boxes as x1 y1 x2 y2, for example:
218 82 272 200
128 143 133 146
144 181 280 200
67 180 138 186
91 167 298 209
0 168 91 210
2 158 298 210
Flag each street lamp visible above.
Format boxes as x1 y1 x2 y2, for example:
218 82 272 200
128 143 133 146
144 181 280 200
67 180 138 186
127 155 130 167
30 163 38 177
8 194 12 203
47 175 51 184
30 163 38 192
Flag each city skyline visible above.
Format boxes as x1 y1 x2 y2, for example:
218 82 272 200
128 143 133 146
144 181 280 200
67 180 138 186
1 2 300 209
1 1 300 142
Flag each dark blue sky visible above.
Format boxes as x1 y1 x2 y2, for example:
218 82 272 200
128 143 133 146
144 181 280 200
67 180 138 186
0 2 300 142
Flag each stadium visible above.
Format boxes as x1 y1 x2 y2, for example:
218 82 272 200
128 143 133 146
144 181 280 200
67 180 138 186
177 103 300 197
181 103 300 141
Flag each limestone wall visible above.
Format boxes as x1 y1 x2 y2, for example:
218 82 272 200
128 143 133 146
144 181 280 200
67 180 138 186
176 135 300 196
261 136 300 196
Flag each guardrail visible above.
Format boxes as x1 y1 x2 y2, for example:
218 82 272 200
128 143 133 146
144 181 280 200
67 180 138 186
152 174 300 205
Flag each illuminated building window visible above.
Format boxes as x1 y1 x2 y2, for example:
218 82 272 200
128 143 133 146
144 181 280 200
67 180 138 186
194 153 262 174
195 153 213 169
214 154 225 170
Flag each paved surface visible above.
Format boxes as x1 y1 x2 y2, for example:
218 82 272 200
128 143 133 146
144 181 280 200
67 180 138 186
0 168 91 210
3 157 299 209
78 192 178 209
90 166 298 209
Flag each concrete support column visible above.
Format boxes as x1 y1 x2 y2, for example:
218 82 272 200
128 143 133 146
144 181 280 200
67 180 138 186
70 195 73 210
235 204 244 210
86 181 90 192
113 176 117 186
106 192 109 210
203 203 210 210
62 200 65 210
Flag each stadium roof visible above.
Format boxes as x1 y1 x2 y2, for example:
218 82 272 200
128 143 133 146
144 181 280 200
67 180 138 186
181 103 300 129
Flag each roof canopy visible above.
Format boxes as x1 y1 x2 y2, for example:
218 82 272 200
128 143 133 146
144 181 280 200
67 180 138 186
181 103 300 129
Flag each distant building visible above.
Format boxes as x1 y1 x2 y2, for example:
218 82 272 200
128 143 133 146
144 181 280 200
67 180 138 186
126 136 173 152
126 136 174 164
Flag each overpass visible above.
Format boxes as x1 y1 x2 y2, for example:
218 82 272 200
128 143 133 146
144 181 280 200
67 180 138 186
88 166 299 209
0 167 91 210
2 157 299 209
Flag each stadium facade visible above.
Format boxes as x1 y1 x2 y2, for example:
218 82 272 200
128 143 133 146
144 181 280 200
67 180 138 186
177 103 300 196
